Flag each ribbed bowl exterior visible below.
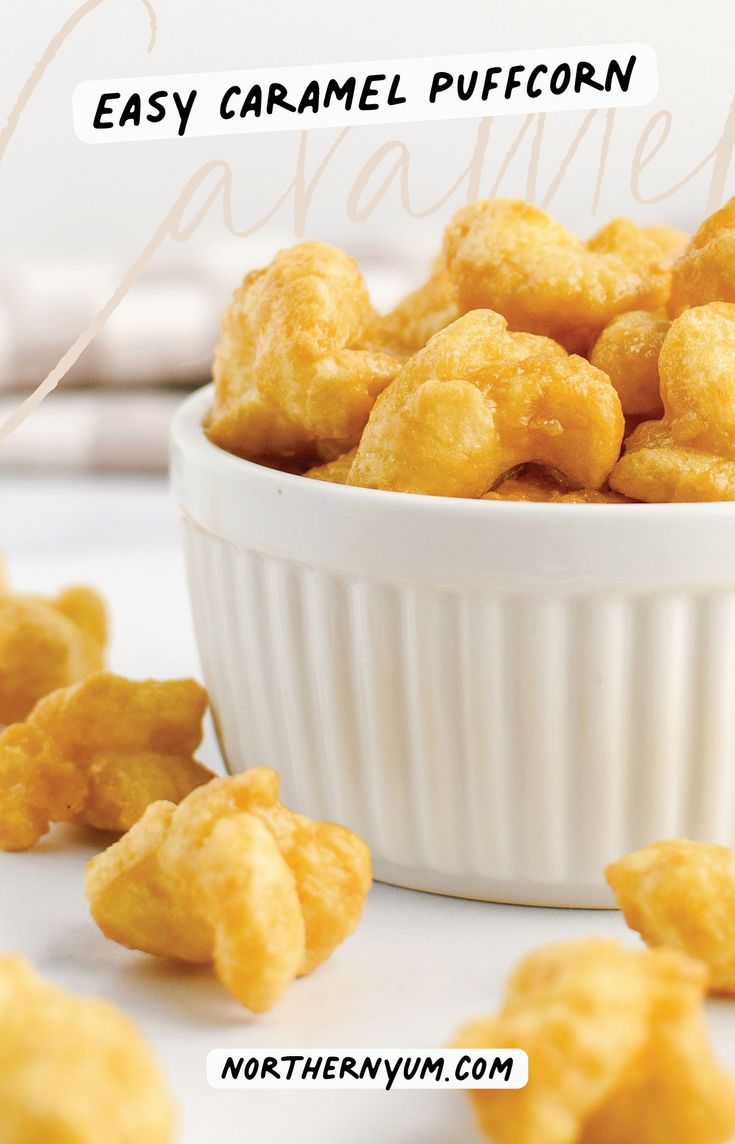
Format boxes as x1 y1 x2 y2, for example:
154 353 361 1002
173 386 735 907
180 517 735 907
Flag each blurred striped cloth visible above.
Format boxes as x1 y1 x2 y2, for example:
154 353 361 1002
0 237 418 472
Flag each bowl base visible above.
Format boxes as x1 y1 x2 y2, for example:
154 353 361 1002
372 858 618 909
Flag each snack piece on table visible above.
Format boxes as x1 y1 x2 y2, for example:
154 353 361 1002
305 447 358 484
0 955 175 1143
590 311 669 418
0 724 87 851
607 838 735 994
610 303 735 501
483 464 630 503
370 257 459 357
670 196 735 313
207 241 400 461
348 310 623 497
443 199 670 354
0 671 212 850
453 937 735 1144
85 767 372 1013
0 581 107 725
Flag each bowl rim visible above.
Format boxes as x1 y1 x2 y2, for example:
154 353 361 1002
171 383 735 520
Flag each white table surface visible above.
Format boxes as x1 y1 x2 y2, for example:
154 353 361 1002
2 474 735 1144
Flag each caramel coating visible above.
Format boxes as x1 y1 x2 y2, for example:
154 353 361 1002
643 224 689 264
590 312 669 417
85 768 372 1012
454 938 735 1144
0 671 212 850
304 447 357 484
0 584 107 725
607 838 735 994
443 199 670 353
612 430 735 501
0 724 86 851
671 196 735 313
610 303 735 500
348 311 623 497
0 955 175 1143
657 302 735 454
370 258 459 357
483 465 629 503
207 241 400 458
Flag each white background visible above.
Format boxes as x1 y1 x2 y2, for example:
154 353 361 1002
1 0 733 266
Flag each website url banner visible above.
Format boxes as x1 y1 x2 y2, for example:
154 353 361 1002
207 1048 528 1090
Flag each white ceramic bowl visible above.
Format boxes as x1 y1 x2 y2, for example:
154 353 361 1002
172 384 735 907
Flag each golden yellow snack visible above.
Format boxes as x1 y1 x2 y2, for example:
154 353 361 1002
0 584 107 725
0 671 212 850
305 447 357 484
208 214 735 502
581 946 735 1144
0 724 86 851
607 838 735 994
86 767 372 1012
483 466 629 503
443 199 670 353
0 955 175 1143
205 372 316 463
348 311 623 497
589 311 669 418
655 302 735 455
643 224 690 264
207 241 400 458
612 428 735 501
81 749 214 833
29 671 207 768
489 486 628 503
671 196 735 312
610 303 735 501
454 938 735 1144
370 258 459 357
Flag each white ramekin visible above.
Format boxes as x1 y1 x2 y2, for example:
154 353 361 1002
172 384 735 908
